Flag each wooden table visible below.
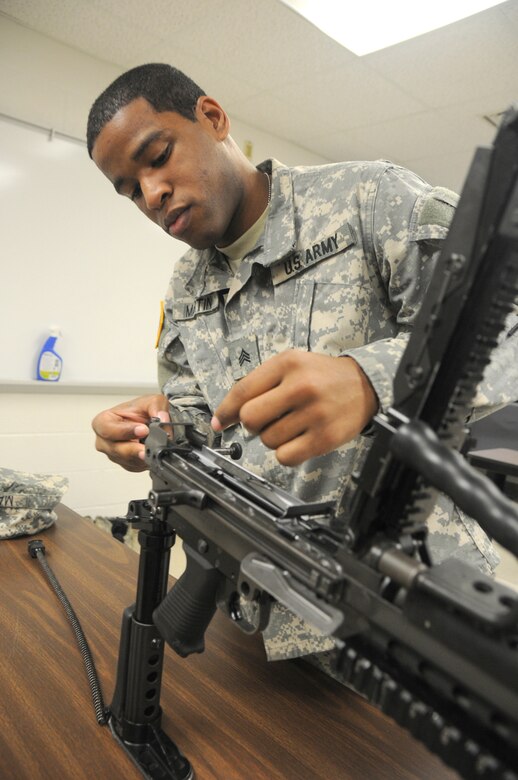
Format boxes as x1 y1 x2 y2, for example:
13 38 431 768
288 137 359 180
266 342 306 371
468 447 518 490
0 505 456 780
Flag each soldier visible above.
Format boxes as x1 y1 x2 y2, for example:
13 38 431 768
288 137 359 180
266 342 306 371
87 63 517 662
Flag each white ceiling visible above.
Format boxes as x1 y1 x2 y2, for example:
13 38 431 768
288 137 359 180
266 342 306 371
1 0 518 191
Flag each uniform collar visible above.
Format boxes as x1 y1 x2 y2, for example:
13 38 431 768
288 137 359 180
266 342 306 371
257 159 297 267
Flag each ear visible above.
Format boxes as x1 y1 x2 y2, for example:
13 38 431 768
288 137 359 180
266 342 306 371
195 96 230 140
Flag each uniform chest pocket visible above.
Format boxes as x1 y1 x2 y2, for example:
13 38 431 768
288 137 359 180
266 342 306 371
293 275 374 355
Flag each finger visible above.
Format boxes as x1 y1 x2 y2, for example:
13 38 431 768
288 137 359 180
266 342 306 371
94 437 147 472
261 412 338 464
275 430 326 467
134 423 151 440
275 414 363 466
154 408 171 422
134 407 171 440
146 396 170 421
93 414 146 442
213 358 285 429
237 384 297 435
257 408 307 450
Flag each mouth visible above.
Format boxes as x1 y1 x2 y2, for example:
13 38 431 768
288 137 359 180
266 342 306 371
164 206 191 238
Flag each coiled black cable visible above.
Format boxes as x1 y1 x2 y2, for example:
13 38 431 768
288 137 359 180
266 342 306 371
28 539 109 726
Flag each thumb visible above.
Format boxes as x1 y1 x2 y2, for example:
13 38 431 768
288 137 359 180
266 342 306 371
134 408 170 440
154 409 171 423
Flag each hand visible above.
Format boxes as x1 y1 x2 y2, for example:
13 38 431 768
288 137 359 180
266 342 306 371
92 394 170 472
212 351 378 467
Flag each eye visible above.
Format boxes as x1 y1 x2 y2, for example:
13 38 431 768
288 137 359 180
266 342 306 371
152 144 171 168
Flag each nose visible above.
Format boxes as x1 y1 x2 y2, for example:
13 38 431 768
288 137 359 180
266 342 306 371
140 173 171 211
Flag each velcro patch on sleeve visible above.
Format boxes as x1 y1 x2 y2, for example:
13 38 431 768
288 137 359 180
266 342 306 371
419 186 458 229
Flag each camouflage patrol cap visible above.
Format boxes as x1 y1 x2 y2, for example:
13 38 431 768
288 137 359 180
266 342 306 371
0 467 68 539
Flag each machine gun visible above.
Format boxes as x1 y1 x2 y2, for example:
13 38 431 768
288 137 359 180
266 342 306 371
109 107 518 780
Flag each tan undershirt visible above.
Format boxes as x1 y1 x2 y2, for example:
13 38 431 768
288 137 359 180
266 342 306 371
217 204 269 275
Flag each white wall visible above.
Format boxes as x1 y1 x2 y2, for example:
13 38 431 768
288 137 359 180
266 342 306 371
0 114 181 385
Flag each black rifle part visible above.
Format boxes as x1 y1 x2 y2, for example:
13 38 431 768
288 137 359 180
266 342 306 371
135 424 518 779
109 508 193 779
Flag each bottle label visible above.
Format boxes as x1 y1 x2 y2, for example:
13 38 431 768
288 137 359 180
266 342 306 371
39 351 61 380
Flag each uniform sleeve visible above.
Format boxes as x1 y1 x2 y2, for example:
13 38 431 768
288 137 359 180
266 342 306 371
157 289 216 443
469 308 518 419
342 165 459 412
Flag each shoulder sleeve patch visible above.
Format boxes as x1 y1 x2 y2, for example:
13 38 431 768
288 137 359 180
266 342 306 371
419 186 458 229
410 186 459 242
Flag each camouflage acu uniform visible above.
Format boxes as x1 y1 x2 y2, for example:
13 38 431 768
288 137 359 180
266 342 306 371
0 467 68 539
158 159 518 661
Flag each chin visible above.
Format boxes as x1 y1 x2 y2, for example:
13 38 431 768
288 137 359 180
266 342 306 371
185 237 217 251
190 227 229 251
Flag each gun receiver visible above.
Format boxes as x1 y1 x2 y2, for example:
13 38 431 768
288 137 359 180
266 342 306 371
137 421 518 780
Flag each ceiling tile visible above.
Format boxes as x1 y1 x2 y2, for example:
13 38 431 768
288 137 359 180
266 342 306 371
365 3 518 108
269 59 426 130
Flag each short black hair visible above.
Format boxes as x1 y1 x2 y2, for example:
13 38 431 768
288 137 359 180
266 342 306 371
86 63 205 157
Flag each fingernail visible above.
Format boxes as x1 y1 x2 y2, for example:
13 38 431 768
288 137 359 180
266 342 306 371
211 415 223 432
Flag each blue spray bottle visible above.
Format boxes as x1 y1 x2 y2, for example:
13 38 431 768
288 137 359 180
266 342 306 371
36 327 63 381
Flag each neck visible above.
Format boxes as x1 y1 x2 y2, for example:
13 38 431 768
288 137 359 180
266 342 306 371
219 161 270 248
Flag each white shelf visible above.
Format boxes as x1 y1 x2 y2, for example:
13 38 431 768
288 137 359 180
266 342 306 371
0 380 158 395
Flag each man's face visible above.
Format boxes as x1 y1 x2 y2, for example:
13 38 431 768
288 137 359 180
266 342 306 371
92 97 240 249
